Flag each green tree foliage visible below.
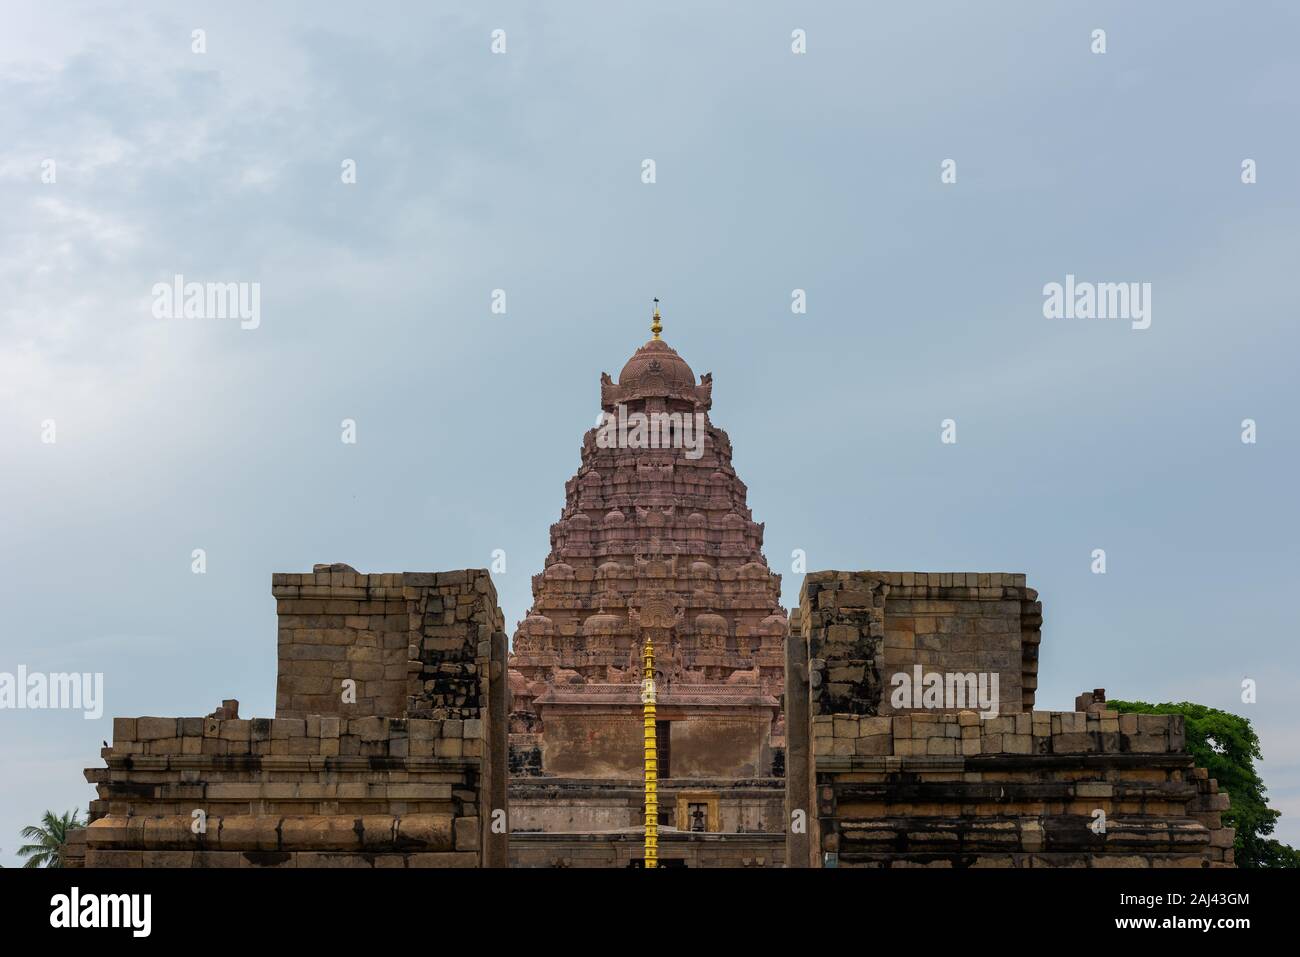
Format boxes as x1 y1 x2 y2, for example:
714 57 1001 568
1108 700 1297 868
16 809 82 868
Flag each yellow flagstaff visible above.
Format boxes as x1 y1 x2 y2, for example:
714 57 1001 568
641 636 658 868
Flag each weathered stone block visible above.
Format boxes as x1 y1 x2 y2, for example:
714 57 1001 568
137 717 178 740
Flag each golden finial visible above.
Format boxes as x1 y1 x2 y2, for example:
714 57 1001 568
651 298 662 340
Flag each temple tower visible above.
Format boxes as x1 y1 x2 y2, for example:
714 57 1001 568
508 306 789 782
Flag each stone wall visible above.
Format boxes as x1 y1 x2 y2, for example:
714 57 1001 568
509 777 785 867
787 571 1233 868
879 573 1040 714
800 573 886 716
801 571 1039 718
73 566 510 868
670 712 773 778
531 707 643 777
808 711 1234 867
534 706 774 779
510 831 784 868
78 715 487 867
275 566 504 720
509 777 783 835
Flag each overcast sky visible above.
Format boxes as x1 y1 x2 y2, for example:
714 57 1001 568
2 1 1298 864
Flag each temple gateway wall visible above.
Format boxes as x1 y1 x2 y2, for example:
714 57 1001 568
70 567 511 868
785 572 1234 868
878 572 1041 715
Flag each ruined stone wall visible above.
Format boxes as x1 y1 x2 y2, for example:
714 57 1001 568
880 573 1040 714
801 571 1038 718
809 711 1234 867
800 573 887 717
75 567 510 868
510 733 544 776
274 570 407 718
787 571 1232 868
79 715 487 867
275 567 504 720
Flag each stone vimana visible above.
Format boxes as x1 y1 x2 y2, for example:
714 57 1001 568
68 308 1234 868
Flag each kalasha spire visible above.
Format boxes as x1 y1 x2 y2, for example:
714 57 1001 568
598 302 710 413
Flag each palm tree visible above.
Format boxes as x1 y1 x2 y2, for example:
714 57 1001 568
17 809 82 868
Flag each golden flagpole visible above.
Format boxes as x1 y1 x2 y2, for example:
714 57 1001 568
642 636 658 868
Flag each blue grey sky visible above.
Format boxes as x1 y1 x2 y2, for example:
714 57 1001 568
2 1 1298 865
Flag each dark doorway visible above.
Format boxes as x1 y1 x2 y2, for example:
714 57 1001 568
687 802 708 832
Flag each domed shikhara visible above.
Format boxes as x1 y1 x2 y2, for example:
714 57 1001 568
600 335 713 411
509 309 788 727
618 339 696 393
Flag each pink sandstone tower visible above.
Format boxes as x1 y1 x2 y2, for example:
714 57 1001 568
508 306 789 786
